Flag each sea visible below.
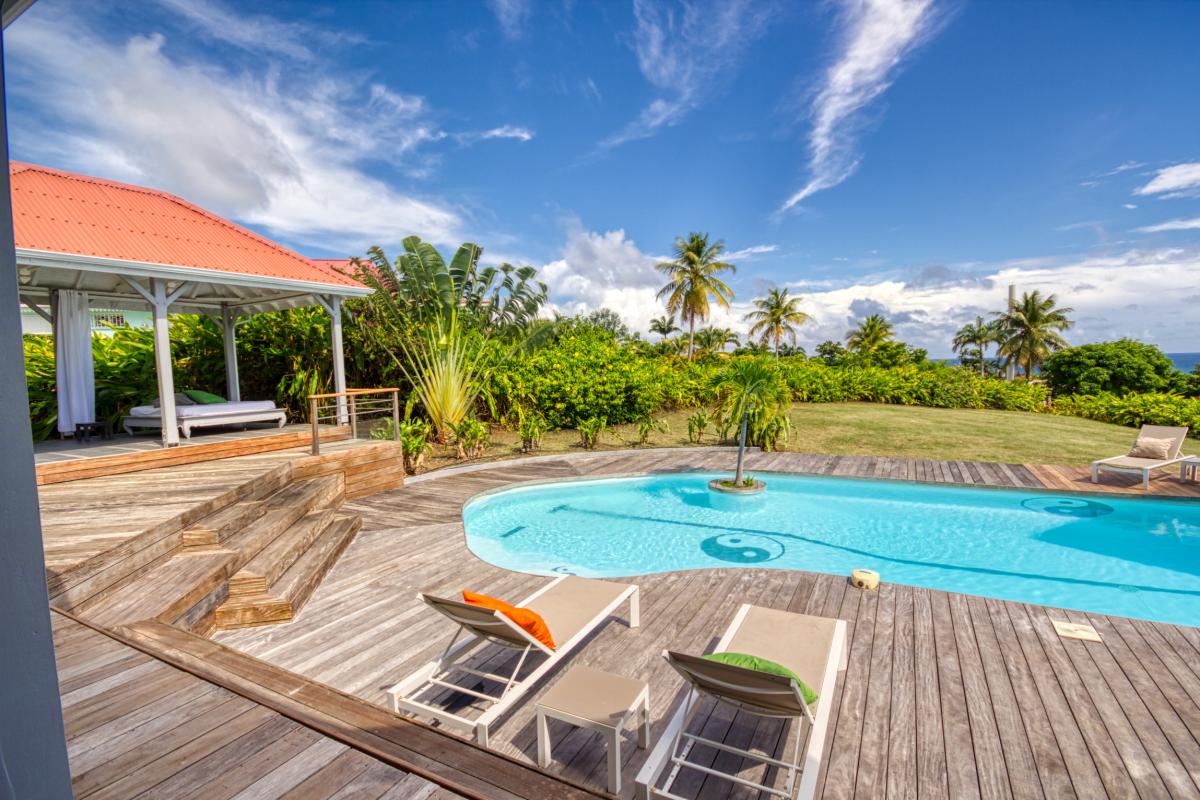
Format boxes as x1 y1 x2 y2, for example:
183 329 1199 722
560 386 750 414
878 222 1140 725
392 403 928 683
942 353 1200 374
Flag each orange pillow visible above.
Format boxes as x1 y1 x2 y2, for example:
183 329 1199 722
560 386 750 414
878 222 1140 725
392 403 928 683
462 590 556 650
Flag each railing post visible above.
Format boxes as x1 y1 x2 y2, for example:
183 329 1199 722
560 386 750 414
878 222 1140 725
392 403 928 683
310 396 320 456
391 389 400 441
349 394 357 439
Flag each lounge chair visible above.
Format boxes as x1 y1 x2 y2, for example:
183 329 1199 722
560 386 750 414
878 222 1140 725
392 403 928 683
636 604 847 800
387 575 639 746
1091 424 1190 490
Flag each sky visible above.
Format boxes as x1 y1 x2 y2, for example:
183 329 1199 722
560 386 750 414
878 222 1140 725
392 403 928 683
5 0 1200 356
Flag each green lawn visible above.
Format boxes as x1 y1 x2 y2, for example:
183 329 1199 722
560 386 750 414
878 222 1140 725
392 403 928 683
421 402 1171 472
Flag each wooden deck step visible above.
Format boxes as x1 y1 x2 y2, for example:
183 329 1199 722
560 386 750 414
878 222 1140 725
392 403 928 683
181 499 269 548
79 550 235 628
227 508 340 597
220 474 345 573
214 514 361 630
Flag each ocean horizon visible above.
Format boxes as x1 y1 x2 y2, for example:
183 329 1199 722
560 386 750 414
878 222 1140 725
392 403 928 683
940 352 1200 374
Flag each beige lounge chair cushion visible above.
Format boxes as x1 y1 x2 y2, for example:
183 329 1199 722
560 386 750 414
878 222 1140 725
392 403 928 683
1129 436 1175 460
423 576 632 649
668 606 840 716
525 576 632 644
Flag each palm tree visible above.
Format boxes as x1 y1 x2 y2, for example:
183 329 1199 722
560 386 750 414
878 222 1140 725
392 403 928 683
952 316 1001 377
656 233 736 359
846 314 894 356
711 358 791 485
695 326 739 354
649 314 680 339
744 288 811 356
993 290 1074 379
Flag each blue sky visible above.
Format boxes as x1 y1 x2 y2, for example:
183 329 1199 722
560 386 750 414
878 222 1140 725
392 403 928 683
5 0 1200 355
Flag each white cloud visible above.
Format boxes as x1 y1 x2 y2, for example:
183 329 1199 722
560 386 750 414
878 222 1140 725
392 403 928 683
5 6 467 252
152 0 363 60
469 125 535 143
1103 160 1145 176
1136 217 1200 234
780 0 939 211
546 229 1200 354
1123 203 1138 210
486 0 531 40
596 0 771 151
724 244 779 261
1135 162 1200 199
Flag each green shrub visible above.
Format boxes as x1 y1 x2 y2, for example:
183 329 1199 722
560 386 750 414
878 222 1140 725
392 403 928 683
633 416 669 447
687 411 709 444
1051 393 1200 436
450 417 489 459
578 416 607 449
517 410 546 453
1043 340 1183 396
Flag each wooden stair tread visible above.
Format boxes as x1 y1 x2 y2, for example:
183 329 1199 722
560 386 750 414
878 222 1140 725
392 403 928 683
214 514 361 630
182 500 268 548
228 508 339 597
81 551 234 628
220 475 344 573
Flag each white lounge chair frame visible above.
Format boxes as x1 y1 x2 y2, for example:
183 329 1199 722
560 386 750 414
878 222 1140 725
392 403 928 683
1091 424 1190 490
387 575 639 747
123 408 287 438
636 604 848 800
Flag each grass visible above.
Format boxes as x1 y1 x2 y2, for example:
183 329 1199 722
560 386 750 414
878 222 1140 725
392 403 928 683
418 402 1164 473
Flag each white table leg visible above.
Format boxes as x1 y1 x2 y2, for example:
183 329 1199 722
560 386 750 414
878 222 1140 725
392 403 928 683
638 692 650 749
537 711 551 769
608 728 621 794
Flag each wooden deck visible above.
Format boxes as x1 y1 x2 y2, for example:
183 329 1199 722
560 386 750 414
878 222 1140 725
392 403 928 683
216 449 1200 799
54 611 458 799
34 424 352 485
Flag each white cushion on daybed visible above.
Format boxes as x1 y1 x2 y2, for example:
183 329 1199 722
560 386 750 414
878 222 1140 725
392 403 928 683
128 400 279 417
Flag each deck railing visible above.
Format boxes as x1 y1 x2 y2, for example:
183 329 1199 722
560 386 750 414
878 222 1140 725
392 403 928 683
307 388 400 455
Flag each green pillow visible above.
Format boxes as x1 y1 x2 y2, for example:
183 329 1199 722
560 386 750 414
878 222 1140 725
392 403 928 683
184 389 227 405
701 652 818 705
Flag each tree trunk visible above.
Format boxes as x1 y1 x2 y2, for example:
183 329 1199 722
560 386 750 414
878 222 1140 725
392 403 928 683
775 330 780 357
980 346 986 377
735 411 748 484
687 315 695 360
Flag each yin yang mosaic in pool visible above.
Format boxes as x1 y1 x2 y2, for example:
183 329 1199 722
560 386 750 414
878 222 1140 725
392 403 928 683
462 472 1200 626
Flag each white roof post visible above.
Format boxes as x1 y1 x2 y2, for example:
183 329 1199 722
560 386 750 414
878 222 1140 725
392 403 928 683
328 295 348 424
133 278 188 447
221 305 241 402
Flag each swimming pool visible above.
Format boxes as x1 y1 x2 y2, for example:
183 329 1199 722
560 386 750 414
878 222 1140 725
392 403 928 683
463 472 1200 626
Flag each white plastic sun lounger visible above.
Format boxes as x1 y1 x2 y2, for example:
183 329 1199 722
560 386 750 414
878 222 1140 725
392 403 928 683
386 575 639 747
1091 424 1189 490
636 604 847 800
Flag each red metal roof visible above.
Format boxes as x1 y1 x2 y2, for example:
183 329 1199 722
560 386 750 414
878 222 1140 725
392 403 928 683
10 162 366 291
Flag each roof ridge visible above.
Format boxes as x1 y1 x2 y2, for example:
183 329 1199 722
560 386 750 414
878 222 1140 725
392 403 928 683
10 161 359 288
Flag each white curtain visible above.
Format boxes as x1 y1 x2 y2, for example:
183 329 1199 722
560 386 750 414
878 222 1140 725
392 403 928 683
54 290 96 434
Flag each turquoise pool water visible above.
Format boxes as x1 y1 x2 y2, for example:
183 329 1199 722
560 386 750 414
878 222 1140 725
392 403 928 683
463 472 1200 626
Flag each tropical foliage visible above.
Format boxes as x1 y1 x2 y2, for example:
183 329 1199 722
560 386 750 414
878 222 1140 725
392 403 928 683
1042 339 1187 396
656 233 735 359
993 290 1073 379
349 236 547 441
1051 392 1200 437
952 316 1001 377
710 358 792 483
744 288 810 355
846 314 895 357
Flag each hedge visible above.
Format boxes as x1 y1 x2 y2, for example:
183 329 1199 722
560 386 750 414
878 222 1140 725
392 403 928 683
1050 393 1200 437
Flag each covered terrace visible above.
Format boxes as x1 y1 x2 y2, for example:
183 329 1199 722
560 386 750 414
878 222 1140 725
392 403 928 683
12 161 370 447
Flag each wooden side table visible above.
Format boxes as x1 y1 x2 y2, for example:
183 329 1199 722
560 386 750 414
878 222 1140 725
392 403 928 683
1181 457 1200 483
536 665 650 794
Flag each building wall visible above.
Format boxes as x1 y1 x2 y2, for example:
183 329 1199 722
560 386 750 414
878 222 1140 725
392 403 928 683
20 306 153 335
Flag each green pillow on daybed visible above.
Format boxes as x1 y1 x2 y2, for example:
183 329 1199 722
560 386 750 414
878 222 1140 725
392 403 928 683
702 651 818 704
183 389 227 404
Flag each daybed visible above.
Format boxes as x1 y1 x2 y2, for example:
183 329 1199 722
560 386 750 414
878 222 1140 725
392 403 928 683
123 399 287 438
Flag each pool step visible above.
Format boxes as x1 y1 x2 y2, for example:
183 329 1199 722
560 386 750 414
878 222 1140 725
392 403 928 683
212 513 361 630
